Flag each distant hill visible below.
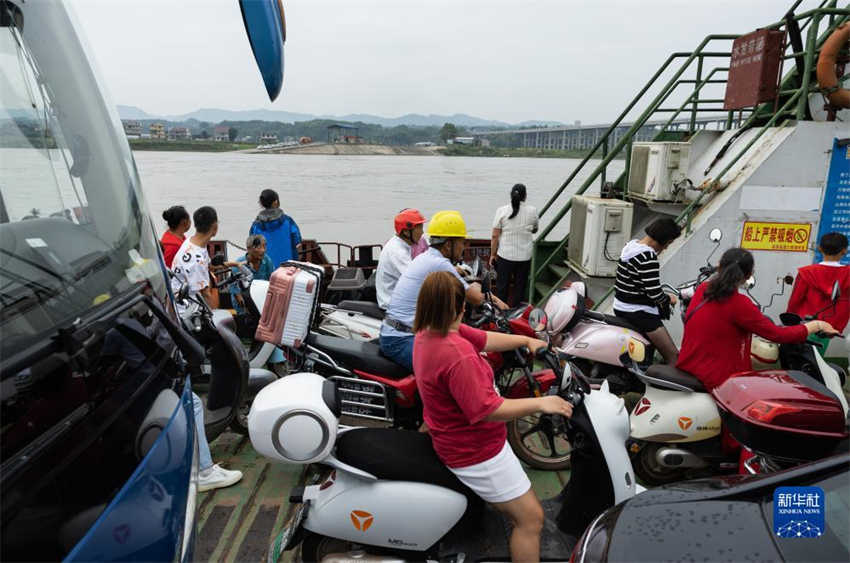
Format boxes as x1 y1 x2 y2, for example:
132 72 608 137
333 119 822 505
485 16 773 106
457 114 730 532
116 105 562 129
116 105 155 120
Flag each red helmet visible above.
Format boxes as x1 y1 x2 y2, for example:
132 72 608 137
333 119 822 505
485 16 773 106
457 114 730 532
394 209 427 235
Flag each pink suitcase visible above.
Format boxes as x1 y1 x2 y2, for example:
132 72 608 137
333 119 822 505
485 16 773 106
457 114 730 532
255 264 321 348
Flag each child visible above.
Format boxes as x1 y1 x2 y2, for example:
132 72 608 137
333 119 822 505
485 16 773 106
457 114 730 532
787 232 850 348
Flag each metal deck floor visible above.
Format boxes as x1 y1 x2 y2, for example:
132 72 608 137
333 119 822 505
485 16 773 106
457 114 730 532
195 431 571 563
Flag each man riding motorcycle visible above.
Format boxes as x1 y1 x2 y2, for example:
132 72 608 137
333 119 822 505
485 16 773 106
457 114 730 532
376 208 428 310
379 210 508 370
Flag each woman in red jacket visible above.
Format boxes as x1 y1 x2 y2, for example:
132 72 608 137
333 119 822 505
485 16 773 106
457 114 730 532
160 206 191 268
677 247 838 390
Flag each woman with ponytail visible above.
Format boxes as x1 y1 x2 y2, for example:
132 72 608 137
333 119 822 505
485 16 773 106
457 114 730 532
490 184 539 306
160 205 191 268
677 247 838 389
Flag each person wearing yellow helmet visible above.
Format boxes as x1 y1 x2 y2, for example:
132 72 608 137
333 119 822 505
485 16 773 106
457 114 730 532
380 210 508 370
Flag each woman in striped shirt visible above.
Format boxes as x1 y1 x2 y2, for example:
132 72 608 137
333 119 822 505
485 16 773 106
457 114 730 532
613 218 682 365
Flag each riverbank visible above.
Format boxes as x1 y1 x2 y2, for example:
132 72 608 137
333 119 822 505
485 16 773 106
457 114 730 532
127 139 621 159
129 139 255 152
440 145 626 159
251 143 436 156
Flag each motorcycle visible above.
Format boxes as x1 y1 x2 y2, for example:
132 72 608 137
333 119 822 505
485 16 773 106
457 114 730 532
624 281 848 485
172 279 251 442
249 346 640 562
177 261 281 436
542 281 652 395
541 228 728 395
277 270 566 469
315 300 383 342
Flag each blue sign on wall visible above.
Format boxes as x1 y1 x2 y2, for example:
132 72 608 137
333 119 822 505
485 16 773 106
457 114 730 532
815 138 850 264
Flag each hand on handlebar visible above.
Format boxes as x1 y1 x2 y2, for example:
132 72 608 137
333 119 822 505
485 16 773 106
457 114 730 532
805 320 841 337
539 395 574 418
491 295 509 311
526 337 549 356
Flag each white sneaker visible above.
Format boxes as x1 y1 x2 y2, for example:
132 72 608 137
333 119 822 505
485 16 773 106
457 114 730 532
198 464 243 492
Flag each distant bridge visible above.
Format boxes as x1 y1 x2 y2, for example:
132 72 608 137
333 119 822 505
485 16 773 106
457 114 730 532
471 116 737 151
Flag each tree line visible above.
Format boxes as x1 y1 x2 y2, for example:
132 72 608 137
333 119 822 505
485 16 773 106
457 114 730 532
128 118 470 146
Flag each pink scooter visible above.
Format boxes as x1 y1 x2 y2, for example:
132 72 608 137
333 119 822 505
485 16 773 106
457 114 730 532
543 282 652 394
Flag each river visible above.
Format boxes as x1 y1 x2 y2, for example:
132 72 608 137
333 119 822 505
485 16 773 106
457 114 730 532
134 152 624 249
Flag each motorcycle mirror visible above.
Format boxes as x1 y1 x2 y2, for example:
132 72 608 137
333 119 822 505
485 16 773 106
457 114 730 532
784 274 795 286
831 280 841 303
779 312 802 326
528 308 548 332
481 271 492 294
746 276 756 289
708 228 723 242
211 253 226 267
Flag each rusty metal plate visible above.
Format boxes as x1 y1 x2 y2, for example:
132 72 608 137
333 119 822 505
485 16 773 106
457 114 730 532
724 29 785 110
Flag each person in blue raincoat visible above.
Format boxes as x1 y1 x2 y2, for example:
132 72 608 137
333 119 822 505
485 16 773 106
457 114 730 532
249 189 302 267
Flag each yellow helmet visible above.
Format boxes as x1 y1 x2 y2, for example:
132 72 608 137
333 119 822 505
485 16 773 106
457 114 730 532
427 210 468 239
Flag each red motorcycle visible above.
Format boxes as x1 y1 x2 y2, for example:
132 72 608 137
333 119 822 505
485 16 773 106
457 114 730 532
287 273 570 469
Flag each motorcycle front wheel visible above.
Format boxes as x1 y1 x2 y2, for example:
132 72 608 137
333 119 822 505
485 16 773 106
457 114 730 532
506 414 571 470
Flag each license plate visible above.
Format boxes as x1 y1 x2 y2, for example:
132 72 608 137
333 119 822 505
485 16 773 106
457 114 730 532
267 503 307 563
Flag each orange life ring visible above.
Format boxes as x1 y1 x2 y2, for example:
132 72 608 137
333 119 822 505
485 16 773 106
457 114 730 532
816 23 850 108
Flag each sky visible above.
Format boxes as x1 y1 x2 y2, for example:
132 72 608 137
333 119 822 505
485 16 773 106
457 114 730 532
73 0 821 124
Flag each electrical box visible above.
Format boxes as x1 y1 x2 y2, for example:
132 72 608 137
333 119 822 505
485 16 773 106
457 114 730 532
628 142 691 202
603 208 624 232
567 195 634 277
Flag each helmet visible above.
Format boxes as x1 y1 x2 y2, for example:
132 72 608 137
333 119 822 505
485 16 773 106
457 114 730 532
394 209 427 235
427 210 468 239
544 285 585 334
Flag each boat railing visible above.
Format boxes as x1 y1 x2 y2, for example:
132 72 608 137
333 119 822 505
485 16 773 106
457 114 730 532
297 240 383 273
529 0 850 305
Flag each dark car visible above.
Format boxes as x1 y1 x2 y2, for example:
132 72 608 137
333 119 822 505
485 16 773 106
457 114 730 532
571 453 850 562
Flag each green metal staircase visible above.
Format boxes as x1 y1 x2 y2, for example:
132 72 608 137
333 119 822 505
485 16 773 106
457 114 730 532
529 0 850 305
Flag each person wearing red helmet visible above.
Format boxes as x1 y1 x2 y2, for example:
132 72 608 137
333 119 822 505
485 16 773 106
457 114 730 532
376 209 428 309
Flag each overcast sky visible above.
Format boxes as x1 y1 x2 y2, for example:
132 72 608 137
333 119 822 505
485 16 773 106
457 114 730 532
73 0 820 124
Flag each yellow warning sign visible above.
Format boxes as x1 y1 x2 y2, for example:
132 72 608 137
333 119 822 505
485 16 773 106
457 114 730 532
741 222 811 252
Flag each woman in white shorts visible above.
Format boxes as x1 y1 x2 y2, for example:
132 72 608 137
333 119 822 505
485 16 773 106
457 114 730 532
412 271 574 563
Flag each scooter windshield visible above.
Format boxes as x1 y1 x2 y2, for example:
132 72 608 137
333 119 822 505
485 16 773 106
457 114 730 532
0 1 165 361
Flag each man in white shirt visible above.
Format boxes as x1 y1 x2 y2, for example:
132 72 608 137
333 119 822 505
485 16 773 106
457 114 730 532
171 206 241 312
168 206 243 491
376 209 427 309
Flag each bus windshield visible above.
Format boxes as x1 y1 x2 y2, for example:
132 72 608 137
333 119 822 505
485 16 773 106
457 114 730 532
0 2 165 362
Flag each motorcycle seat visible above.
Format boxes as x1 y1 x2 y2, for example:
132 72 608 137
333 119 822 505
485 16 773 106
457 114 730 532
599 313 645 334
305 333 409 379
645 365 706 392
337 300 386 320
336 428 480 507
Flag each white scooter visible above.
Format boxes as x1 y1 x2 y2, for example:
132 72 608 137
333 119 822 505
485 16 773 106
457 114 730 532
625 293 849 486
249 346 640 562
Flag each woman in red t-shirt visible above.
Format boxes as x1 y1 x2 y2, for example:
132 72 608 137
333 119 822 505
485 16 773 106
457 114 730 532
160 206 191 268
412 271 573 563
677 247 838 389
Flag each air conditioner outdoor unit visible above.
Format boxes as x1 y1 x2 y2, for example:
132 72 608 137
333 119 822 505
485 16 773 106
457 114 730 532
567 195 634 278
627 142 691 201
